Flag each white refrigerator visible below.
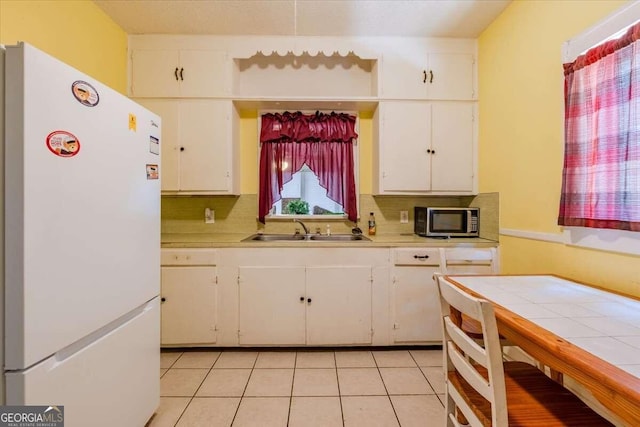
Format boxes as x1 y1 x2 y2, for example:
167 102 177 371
2 42 161 426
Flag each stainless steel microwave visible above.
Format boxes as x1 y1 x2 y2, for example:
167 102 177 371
414 207 479 237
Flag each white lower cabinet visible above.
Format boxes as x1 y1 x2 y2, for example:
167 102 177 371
238 266 306 345
159 246 498 347
160 249 218 346
306 266 372 345
238 265 373 346
391 249 442 344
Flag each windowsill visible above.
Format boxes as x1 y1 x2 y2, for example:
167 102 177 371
500 227 640 257
563 227 640 257
264 214 350 222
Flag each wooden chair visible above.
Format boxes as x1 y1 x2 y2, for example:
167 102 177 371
439 248 500 341
439 247 500 276
434 273 612 426
439 248 534 366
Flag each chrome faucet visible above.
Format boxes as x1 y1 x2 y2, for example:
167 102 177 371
293 219 309 235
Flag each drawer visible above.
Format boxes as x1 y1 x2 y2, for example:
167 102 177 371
394 248 441 266
161 249 217 265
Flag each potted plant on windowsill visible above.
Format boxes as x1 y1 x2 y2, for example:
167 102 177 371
284 200 310 215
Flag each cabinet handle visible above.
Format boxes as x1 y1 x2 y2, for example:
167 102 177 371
161 297 166 303
413 255 430 259
174 67 179 81
426 149 432 154
300 296 304 302
423 70 427 83
180 147 185 152
307 297 312 304
431 149 436 155
179 68 184 80
429 70 434 83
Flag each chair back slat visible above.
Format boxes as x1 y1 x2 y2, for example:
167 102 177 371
443 317 489 369
446 338 494 403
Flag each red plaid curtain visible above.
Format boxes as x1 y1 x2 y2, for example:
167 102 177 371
258 112 358 223
558 22 640 231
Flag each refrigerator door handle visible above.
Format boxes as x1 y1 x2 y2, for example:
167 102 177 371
52 300 156 368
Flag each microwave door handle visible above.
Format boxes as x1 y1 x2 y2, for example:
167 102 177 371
467 210 472 232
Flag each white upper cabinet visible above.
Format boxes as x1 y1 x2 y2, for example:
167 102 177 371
373 101 476 195
379 38 476 100
427 53 475 100
130 49 230 98
136 98 239 194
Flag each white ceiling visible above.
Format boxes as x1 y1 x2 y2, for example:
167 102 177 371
93 0 511 38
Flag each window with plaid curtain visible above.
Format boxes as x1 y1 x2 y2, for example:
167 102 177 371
558 22 640 232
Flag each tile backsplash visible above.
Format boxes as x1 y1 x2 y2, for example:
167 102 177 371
161 192 499 240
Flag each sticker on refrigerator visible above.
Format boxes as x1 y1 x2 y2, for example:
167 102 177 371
71 80 99 107
146 164 159 180
150 136 159 155
129 113 137 131
46 131 80 157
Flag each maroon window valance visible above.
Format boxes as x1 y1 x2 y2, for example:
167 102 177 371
259 111 358 223
260 111 358 144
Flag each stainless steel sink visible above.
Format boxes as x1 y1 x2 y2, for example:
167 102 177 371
309 234 371 241
242 233 370 242
241 234 306 242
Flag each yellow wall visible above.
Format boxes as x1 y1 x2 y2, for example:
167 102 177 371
479 0 640 295
0 0 127 93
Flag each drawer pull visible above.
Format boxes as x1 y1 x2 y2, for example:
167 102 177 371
413 255 430 260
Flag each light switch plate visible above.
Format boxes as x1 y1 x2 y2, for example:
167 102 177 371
400 211 409 223
205 208 215 224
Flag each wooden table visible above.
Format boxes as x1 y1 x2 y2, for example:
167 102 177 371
444 274 640 427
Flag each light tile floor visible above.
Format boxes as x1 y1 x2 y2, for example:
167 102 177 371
149 348 445 427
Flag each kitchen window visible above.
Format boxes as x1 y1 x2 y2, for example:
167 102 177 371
558 20 640 233
258 111 359 223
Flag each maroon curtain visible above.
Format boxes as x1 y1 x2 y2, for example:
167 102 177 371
259 112 358 223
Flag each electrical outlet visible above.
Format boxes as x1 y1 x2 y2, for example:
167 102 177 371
205 208 215 224
400 211 409 223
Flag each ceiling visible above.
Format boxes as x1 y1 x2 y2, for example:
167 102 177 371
93 0 511 38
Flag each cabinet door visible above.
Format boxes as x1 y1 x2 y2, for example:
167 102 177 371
428 53 475 100
136 99 180 192
178 50 229 97
178 100 231 192
392 267 441 343
238 266 306 345
161 267 217 345
380 40 428 99
131 50 181 97
306 266 372 345
431 103 474 192
380 102 432 192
